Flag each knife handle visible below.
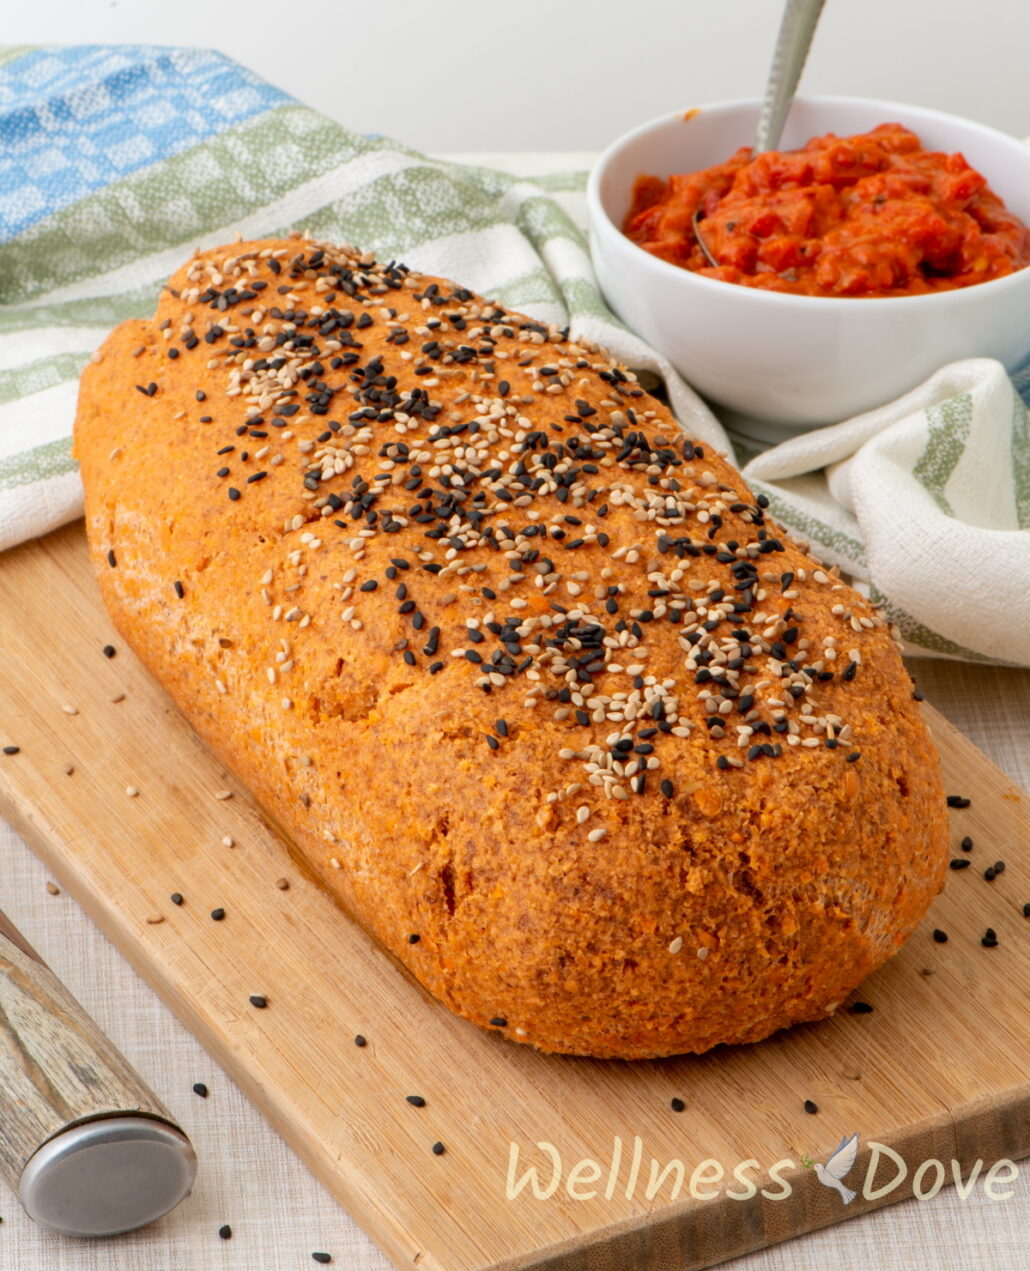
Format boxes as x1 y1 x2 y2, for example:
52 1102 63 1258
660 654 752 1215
0 907 196 1235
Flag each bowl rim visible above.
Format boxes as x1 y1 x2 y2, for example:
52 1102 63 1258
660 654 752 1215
586 94 1030 311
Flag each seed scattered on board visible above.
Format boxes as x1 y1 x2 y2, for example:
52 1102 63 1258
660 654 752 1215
431 1141 446 1156
218 1224 232 1240
249 994 268 1009
670 1097 686 1112
804 1099 819 1115
46 881 60 896
193 1082 209 1098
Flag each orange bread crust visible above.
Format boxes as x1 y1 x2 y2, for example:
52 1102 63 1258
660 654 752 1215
74 237 949 1059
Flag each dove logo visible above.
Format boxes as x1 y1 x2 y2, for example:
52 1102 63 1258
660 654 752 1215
806 1133 860 1204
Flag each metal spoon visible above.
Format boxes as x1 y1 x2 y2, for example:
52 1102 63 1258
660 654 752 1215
694 0 827 266
755 0 828 154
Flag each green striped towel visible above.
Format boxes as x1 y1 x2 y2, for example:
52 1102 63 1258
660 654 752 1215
2 45 1028 666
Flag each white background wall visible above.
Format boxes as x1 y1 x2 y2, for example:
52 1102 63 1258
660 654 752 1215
6 0 1030 152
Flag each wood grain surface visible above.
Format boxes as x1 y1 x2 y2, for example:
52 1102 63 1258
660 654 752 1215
0 523 1027 1271
0 920 174 1188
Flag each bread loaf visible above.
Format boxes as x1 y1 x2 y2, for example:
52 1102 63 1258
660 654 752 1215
74 236 949 1059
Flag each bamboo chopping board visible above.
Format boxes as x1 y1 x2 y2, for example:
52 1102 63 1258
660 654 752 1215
0 523 1027 1271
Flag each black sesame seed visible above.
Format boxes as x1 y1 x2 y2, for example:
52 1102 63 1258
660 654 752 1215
949 859 971 870
312 1256 332 1266
803 1099 818 1114
994 860 1006 874
406 1095 426 1107
981 928 998 948
1022 902 1030 918
495 719 509 737
228 487 241 501
193 1082 209 1098
661 779 674 798
846 752 861 763
431 1141 445 1156
961 836 974 852
946 795 971 808
851 1001 874 1014
932 928 949 944
102 644 116 658
2 745 20 756
210 907 225 921
106 549 117 567
489 1017 507 1028
354 1034 367 1047
486 734 499 751
219 1225 232 1240
984 867 996 882
407 933 421 944
170 893 184 906
249 994 268 1008
670 1097 686 1112
173 580 185 599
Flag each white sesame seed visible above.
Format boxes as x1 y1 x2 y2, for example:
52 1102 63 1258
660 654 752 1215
668 937 684 955
587 827 607 843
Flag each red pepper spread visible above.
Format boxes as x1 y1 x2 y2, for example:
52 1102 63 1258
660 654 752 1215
623 123 1030 297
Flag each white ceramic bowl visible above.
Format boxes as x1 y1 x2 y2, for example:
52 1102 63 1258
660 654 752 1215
587 97 1030 440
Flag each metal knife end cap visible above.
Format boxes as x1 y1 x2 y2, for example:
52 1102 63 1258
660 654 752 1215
19 1115 197 1238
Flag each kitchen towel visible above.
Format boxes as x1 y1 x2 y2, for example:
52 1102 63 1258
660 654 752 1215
1 44 1028 664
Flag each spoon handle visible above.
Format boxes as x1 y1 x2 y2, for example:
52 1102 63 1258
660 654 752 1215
754 0 827 154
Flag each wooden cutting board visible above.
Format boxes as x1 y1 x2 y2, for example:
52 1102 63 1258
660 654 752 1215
0 522 1027 1271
